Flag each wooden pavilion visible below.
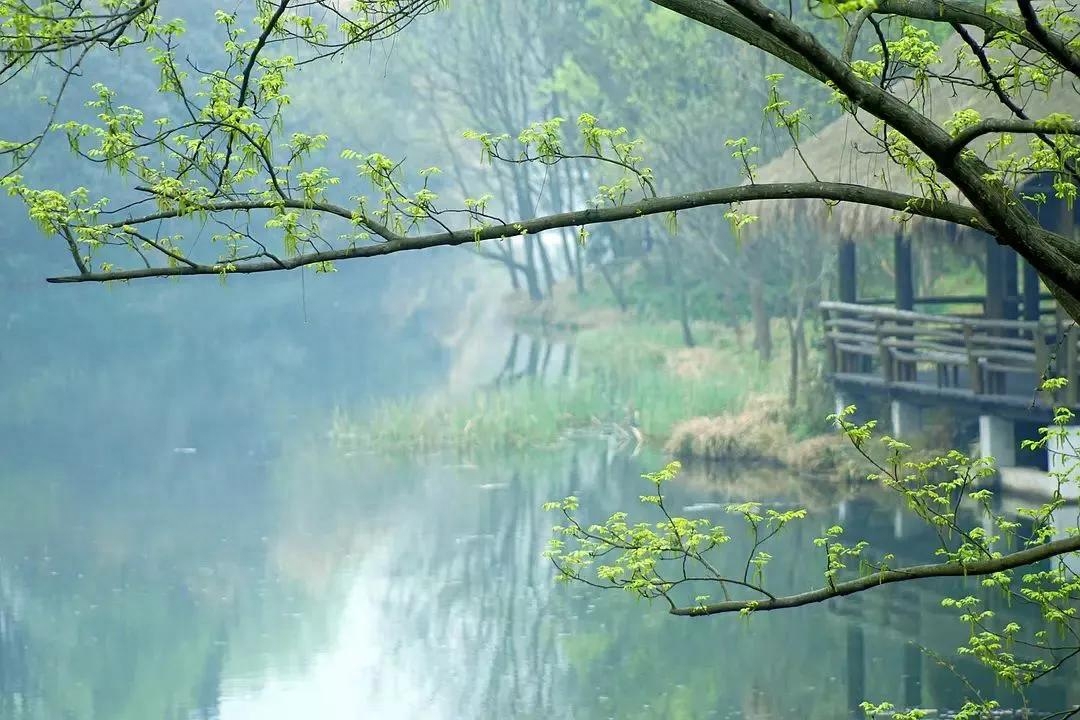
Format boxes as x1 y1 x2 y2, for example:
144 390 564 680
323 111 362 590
743 33 1080 493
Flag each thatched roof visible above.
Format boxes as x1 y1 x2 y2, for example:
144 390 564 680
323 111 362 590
747 31 1080 240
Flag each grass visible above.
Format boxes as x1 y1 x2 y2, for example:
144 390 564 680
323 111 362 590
333 316 780 455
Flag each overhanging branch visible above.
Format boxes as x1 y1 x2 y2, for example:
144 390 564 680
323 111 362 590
46 182 986 283
673 534 1080 616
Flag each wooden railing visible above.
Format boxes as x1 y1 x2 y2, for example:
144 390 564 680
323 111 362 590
821 301 1077 407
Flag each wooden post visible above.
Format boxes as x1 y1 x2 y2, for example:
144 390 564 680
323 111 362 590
983 237 1006 392
876 317 894 384
1023 261 1041 322
965 324 984 395
894 230 914 312
838 238 857 304
894 230 915 380
984 236 1005 320
1034 327 1049 405
1003 247 1019 322
1068 325 1079 406
822 306 838 375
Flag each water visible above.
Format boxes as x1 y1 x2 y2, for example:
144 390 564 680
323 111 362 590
2 260 1076 719
0 431 1076 719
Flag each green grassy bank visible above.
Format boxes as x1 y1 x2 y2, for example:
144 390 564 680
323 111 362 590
332 316 785 455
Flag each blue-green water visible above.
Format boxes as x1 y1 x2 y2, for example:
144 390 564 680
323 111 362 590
2 267 1077 718
0 432 1076 719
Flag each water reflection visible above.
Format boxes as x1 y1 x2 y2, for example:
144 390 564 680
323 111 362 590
490 332 576 388
0 439 1077 719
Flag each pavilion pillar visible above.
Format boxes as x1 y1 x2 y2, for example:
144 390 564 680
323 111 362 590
984 237 1007 393
891 400 922 437
838 238 857 304
1003 247 1019 321
894 230 916 380
984 236 1005 320
979 415 1016 467
893 230 914 311
1023 261 1041 322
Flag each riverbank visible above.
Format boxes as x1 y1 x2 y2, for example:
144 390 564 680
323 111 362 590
331 281 862 481
333 312 776 454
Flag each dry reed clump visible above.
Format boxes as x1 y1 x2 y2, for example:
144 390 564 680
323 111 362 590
664 396 788 463
784 433 868 483
665 395 871 481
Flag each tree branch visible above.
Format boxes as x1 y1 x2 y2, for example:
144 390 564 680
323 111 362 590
672 534 1080 616
691 0 1080 294
873 0 1072 55
1015 0 1080 77
945 117 1080 158
59 227 89 276
841 5 874 64
46 181 986 283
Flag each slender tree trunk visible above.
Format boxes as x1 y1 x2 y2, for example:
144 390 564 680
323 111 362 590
536 236 557 296
511 168 545 301
659 239 675 286
786 315 799 408
540 338 554 379
559 233 577 285
558 156 587 295
574 240 586 295
598 259 630 311
523 237 542 301
749 272 772 362
561 342 574 378
526 335 541 377
795 297 808 375
503 243 521 292
496 333 521 386
545 122 582 295
664 238 695 348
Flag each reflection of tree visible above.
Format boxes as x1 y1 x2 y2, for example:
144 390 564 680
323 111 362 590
359 452 583 719
2 433 1071 719
0 440 411 720
491 333 576 389
823 496 1075 715
0 577 31 718
552 470 1072 719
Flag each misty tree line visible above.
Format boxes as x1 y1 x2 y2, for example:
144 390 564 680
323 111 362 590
370 0 846 361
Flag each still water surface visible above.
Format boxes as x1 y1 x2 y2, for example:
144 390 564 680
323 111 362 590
1 431 1075 719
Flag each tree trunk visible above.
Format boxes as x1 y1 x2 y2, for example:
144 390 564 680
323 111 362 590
511 168 545 302
750 273 772 362
786 315 800 408
504 243 521 292
598 260 629 312
496 333 522 386
559 155 587 295
536 236 557 296
658 237 695 346
573 239 586 295
522 237 543 301
676 263 695 348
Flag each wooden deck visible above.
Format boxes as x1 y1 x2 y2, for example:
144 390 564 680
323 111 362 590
821 301 1078 419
